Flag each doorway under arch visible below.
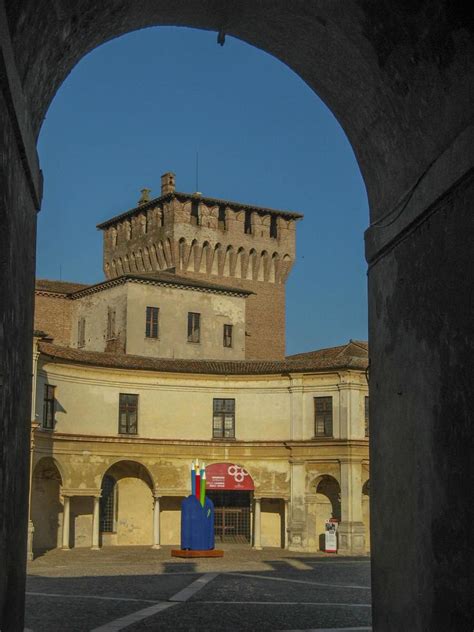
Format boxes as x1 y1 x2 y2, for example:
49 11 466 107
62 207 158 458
314 475 341 552
31 458 63 556
99 461 154 546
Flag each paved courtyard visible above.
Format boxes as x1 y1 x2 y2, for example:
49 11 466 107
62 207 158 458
25 546 372 631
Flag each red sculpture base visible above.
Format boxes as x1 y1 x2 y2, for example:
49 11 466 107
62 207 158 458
171 549 224 558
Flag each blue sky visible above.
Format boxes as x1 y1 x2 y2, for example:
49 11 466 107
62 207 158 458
36 27 369 355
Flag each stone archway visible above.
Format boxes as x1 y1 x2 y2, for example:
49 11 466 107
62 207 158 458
31 457 63 556
99 460 155 546
0 3 473 630
314 475 341 552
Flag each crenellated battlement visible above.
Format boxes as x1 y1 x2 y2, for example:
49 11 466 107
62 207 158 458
97 173 303 359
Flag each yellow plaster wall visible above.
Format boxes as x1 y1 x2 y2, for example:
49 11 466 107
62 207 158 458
72 497 93 547
71 284 128 352
36 362 292 441
160 497 182 545
126 283 246 360
116 477 153 545
261 499 284 547
31 474 63 552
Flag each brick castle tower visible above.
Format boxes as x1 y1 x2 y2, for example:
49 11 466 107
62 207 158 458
97 172 302 359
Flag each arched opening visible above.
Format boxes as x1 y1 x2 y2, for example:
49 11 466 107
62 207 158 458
235 247 245 279
314 475 341 551
247 249 257 281
258 250 269 282
200 241 211 274
188 239 199 272
223 245 233 277
271 252 279 283
99 461 154 546
31 458 63 556
178 237 187 271
211 243 221 276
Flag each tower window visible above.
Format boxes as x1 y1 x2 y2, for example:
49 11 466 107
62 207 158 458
314 396 333 437
191 200 200 226
187 312 201 343
218 206 227 230
223 324 233 348
145 306 159 338
244 210 252 235
270 215 278 238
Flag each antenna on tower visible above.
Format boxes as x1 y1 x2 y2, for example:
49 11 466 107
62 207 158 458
195 151 199 193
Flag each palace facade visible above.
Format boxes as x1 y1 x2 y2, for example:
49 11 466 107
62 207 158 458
30 173 369 558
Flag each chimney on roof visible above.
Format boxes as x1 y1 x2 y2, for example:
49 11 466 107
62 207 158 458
138 188 151 205
161 172 176 196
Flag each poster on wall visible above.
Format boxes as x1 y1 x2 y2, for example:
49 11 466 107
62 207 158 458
205 463 254 491
325 519 338 553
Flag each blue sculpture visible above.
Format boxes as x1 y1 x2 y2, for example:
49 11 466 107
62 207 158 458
181 494 215 551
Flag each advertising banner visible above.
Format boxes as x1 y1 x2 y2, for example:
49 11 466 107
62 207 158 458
205 463 254 491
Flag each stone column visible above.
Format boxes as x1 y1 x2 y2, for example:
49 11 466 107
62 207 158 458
338 459 365 555
152 496 161 549
284 499 289 549
62 496 71 550
91 496 100 550
253 497 262 550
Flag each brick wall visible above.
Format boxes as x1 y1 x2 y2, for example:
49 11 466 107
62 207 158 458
101 195 298 359
34 294 73 345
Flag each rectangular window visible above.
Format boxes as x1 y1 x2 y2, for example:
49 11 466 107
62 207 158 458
77 317 86 347
365 396 369 437
191 199 200 226
213 399 235 439
244 210 252 234
145 306 159 338
42 384 55 429
218 205 227 230
270 215 278 238
118 394 138 435
187 312 201 343
314 396 333 437
223 324 233 348
107 308 116 340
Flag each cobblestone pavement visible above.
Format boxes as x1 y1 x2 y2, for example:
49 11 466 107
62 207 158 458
25 546 372 631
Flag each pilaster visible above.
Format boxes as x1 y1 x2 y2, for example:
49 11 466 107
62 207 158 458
288 460 306 550
338 459 365 555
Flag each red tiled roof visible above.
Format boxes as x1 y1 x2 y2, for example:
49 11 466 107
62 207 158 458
35 279 90 295
286 340 368 362
38 341 368 376
36 273 252 299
